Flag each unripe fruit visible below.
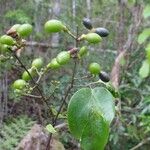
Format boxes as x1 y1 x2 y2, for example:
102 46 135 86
47 58 61 69
99 71 110 82
22 69 36 81
82 18 93 30
18 24 33 37
56 51 70 65
14 89 21 94
13 79 26 90
95 28 109 37
11 24 21 31
31 58 43 69
89 62 101 75
84 33 102 44
79 46 88 57
0 35 14 46
0 44 9 53
44 20 64 33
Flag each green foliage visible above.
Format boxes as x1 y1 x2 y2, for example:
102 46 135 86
138 28 150 44
68 87 115 150
138 5 150 79
143 5 150 19
46 124 57 134
139 60 150 78
5 9 31 23
0 116 35 150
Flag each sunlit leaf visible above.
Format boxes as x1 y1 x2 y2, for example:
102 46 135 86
46 124 56 134
139 60 150 78
146 43 150 62
138 28 150 44
143 5 150 19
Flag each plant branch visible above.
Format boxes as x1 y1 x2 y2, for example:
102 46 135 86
46 59 77 150
129 137 150 150
9 48 54 123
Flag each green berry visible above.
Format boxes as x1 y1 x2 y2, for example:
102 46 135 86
22 69 36 81
79 46 88 57
18 24 33 37
0 44 9 53
0 35 14 46
32 58 43 69
47 58 61 69
13 79 26 90
56 51 70 65
84 33 102 44
44 20 64 33
11 24 21 31
89 62 101 75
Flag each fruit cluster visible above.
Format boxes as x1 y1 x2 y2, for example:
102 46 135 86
0 18 110 94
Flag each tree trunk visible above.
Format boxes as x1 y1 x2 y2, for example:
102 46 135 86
51 0 61 48
111 1 143 89
86 0 91 18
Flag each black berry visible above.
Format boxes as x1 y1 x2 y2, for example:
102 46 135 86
83 18 93 30
95 28 109 37
99 71 110 82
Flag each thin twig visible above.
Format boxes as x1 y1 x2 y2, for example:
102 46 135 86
129 137 150 150
9 48 54 123
46 60 77 150
23 94 42 99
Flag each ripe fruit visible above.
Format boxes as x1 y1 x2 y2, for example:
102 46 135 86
44 20 64 33
0 35 14 46
79 46 88 57
99 71 110 82
17 23 33 37
13 79 26 90
84 33 102 44
56 51 70 65
22 69 36 81
32 58 43 69
82 18 93 30
95 28 109 37
47 58 61 69
89 62 101 75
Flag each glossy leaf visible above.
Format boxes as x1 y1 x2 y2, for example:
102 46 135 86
81 112 109 150
67 87 115 139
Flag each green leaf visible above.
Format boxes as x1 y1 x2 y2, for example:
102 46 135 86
139 60 150 78
146 43 150 62
67 87 115 139
143 5 150 19
138 28 150 44
46 124 56 134
81 112 109 150
5 9 31 23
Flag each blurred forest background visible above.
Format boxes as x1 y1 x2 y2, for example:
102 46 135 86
0 0 150 150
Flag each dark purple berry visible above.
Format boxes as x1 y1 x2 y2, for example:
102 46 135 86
99 71 110 82
95 28 109 37
82 18 93 30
